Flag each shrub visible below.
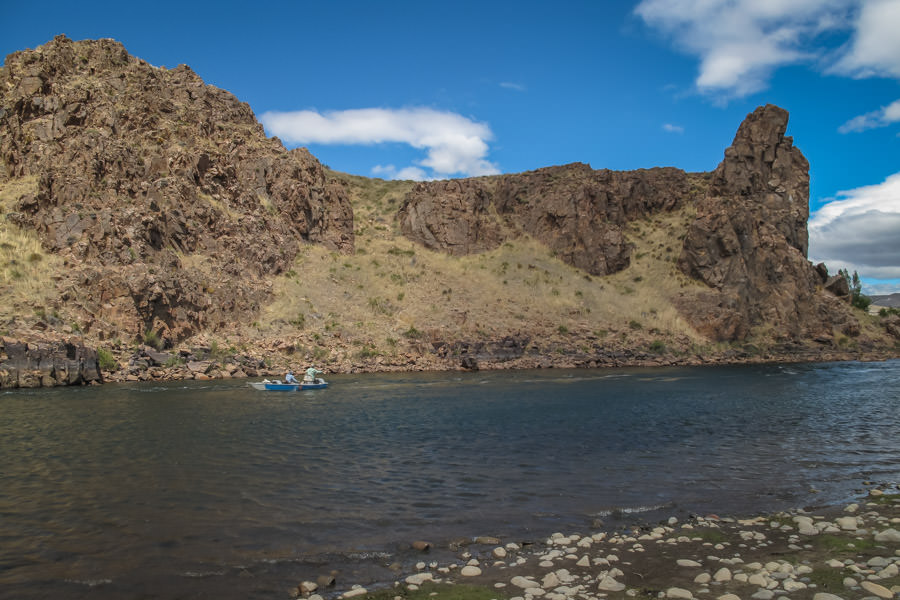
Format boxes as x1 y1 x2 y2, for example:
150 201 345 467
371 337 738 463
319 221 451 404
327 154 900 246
356 345 379 359
164 355 185 368
649 340 666 353
97 348 118 371
629 320 642 330
403 326 423 339
143 329 163 350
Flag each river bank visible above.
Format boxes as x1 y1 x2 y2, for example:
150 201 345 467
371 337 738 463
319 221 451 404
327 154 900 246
102 341 900 384
3 324 900 388
314 491 900 600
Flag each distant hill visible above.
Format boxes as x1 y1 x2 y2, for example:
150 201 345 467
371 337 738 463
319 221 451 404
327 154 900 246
1 36 898 386
870 293 900 308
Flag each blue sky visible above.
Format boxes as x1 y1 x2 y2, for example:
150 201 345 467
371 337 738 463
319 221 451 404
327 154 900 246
2 1 899 294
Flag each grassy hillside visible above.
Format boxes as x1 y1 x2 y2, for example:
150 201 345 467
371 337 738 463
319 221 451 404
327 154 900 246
3 166 894 375
222 171 727 369
0 176 68 328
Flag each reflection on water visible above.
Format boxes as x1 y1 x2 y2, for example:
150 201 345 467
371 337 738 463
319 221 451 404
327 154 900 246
1 361 899 598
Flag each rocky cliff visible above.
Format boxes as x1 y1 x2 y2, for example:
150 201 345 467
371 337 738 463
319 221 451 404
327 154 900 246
1 35 353 347
398 105 869 345
399 164 699 276
0 336 101 387
676 105 857 342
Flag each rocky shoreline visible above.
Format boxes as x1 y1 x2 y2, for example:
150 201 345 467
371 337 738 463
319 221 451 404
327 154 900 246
2 332 898 389
307 490 899 600
104 344 899 385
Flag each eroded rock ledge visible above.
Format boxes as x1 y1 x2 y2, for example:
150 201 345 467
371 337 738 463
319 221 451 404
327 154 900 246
398 164 700 276
0 337 101 388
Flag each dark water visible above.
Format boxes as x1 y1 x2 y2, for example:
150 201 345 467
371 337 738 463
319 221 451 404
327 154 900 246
1 361 899 599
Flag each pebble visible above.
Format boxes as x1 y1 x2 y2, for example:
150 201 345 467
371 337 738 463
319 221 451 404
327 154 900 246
718 595 741 600
748 574 768 587
597 576 626 592
405 573 434 586
341 588 367 599
783 580 807 592
666 587 694 599
542 572 560 588
476 536 501 545
460 565 482 577
874 528 900 543
298 581 318 594
812 594 845 600
511 576 540 589
714 568 732 582
860 581 894 599
751 590 774 600
493 547 508 559
678 559 703 568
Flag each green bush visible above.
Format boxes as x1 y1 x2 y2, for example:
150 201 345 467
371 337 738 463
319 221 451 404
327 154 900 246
97 348 118 371
164 355 185 368
403 326 423 339
143 329 163 350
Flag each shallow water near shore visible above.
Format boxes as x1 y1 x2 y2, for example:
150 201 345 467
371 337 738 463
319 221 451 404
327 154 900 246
1 360 899 599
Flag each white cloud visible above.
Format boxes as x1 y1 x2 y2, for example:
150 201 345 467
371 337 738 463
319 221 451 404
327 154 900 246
838 98 900 132
864 280 900 296
662 123 684 133
830 0 900 78
500 81 527 92
634 0 858 98
371 164 428 181
260 107 500 179
809 172 900 280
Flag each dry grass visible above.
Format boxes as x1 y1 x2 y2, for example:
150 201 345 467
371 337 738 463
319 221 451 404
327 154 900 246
199 192 242 221
253 174 709 361
0 176 64 326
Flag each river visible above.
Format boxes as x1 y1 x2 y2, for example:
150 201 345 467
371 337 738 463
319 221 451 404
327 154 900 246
1 361 899 599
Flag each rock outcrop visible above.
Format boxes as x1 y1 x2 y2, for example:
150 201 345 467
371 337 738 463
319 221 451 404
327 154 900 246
399 164 699 276
0 337 101 387
0 35 353 345
676 105 857 341
400 104 865 345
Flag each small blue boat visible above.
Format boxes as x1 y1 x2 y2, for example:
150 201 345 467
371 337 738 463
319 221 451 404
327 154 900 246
248 379 328 391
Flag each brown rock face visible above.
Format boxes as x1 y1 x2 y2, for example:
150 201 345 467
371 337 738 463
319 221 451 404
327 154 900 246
0 36 353 345
398 163 696 276
677 105 856 341
0 337 101 388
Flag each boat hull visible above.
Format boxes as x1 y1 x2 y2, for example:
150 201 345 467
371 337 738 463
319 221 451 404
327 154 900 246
248 380 328 391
